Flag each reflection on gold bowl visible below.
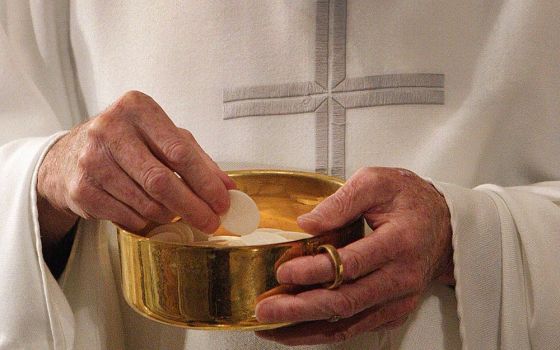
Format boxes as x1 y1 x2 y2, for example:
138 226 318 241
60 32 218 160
117 170 364 330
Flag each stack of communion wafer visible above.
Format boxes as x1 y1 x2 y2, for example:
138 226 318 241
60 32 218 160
147 190 311 245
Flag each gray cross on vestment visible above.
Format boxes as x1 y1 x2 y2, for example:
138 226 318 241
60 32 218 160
223 0 444 178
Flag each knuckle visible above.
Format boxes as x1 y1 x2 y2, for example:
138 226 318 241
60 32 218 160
359 166 395 188
353 166 369 176
142 166 170 196
332 292 360 319
199 176 224 204
332 185 355 216
353 167 379 186
85 118 108 141
354 166 374 179
76 147 97 171
342 250 367 280
178 128 195 142
67 179 101 219
113 90 153 114
163 139 195 165
67 177 90 203
122 90 149 104
89 110 123 137
77 144 115 184
85 117 135 158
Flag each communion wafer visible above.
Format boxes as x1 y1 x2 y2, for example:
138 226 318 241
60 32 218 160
146 221 194 243
208 235 247 246
190 225 211 241
240 230 290 245
208 235 243 242
220 190 260 235
276 231 312 241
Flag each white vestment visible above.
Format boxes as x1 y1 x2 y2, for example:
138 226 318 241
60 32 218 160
1 1 559 349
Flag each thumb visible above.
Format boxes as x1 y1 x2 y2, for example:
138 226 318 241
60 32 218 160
297 175 373 233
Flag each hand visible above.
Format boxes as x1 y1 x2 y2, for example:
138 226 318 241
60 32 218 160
37 90 235 245
255 167 453 345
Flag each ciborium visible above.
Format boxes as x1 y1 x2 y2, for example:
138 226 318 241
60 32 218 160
117 170 364 330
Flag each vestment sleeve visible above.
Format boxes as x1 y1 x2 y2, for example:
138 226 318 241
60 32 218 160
0 2 82 348
434 181 560 350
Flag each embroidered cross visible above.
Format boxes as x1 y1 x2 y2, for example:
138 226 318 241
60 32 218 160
223 0 444 178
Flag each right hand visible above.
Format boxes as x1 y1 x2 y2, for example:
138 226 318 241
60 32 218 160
37 90 235 242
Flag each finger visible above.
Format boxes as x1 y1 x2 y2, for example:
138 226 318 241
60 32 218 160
106 126 220 232
257 264 419 324
178 128 237 190
67 185 148 231
132 110 230 214
256 296 418 346
276 223 397 285
297 167 395 233
90 158 177 224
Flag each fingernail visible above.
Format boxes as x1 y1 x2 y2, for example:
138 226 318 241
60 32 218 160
255 299 270 322
297 212 312 223
255 296 283 323
276 264 287 284
296 212 320 229
254 301 268 322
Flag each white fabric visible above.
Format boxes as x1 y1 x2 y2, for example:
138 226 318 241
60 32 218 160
1 1 560 349
0 135 73 349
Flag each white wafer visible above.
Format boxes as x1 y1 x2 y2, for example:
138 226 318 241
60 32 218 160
146 221 194 243
276 231 312 241
190 226 211 242
220 190 260 235
208 235 243 242
208 235 247 246
240 231 289 246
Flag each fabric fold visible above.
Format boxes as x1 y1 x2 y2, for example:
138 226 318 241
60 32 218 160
0 133 73 349
434 181 560 350
480 184 560 350
59 220 125 350
432 182 502 350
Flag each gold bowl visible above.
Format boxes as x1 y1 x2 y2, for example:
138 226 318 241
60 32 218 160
117 170 364 330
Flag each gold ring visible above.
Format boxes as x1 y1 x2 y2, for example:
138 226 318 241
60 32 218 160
317 244 344 290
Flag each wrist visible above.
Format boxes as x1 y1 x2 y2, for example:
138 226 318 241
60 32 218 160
37 193 78 246
36 136 78 245
430 182 456 285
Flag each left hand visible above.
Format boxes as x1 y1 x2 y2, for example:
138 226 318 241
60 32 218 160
255 167 453 346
